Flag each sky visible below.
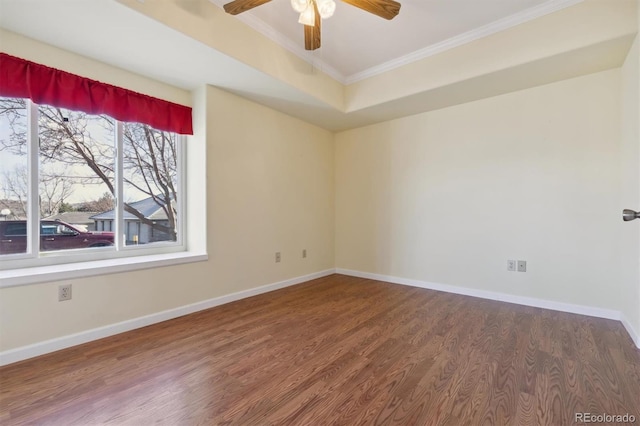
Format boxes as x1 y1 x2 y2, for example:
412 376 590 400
0 102 157 206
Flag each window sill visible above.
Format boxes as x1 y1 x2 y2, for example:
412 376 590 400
0 252 208 288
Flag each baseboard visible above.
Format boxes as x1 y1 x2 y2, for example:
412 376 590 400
3 267 636 365
336 268 640 350
620 314 640 349
0 269 336 366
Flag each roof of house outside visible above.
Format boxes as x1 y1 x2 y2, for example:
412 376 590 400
44 211 99 225
90 196 169 221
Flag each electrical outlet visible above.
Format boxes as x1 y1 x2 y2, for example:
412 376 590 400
302 249 307 258
517 260 527 272
507 260 516 272
58 284 72 301
275 252 281 263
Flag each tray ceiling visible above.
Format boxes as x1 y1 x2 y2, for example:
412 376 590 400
207 0 580 82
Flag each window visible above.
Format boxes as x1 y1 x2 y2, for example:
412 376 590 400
0 96 185 268
122 123 179 246
3 223 26 236
0 98 27 254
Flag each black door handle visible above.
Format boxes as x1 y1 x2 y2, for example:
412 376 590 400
622 209 640 221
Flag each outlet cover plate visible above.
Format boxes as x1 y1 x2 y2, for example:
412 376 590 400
517 260 527 272
58 284 72 301
507 260 516 272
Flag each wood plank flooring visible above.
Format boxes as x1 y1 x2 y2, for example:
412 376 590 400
1 274 639 425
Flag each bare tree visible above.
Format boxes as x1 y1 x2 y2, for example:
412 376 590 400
123 124 178 240
0 98 179 239
40 170 74 217
0 97 27 155
0 165 74 218
0 167 28 218
37 105 116 191
77 192 115 212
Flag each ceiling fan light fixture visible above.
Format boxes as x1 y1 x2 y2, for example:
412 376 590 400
290 0 309 13
317 0 335 19
298 3 316 26
223 0 401 50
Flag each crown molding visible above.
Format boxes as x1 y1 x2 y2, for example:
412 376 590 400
231 12 349 83
213 0 583 86
345 0 584 84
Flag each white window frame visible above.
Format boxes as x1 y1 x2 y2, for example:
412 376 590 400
0 99 190 277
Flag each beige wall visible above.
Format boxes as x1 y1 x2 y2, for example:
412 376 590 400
0 29 191 107
345 0 638 111
0 75 335 350
205 86 335 292
1 5 638 356
336 69 629 312
116 0 344 111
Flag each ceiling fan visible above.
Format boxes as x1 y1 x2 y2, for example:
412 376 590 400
222 0 401 50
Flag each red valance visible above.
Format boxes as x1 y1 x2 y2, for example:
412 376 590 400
0 53 193 135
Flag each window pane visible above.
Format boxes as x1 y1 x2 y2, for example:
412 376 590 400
0 97 29 256
38 106 115 252
122 123 179 246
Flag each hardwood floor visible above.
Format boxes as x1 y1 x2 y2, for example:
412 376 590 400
1 274 639 425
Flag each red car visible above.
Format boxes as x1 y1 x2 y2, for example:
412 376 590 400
0 220 114 255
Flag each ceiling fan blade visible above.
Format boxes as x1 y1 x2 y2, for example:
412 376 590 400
341 0 400 20
223 0 271 15
304 2 321 50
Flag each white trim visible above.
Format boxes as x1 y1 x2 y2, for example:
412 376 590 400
217 0 583 85
344 0 584 84
0 269 335 366
0 252 208 288
232 13 347 84
336 268 640 350
177 134 187 248
620 314 640 349
27 100 39 256
115 120 124 250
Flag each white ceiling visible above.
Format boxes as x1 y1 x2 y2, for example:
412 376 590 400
207 0 578 82
0 0 632 131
